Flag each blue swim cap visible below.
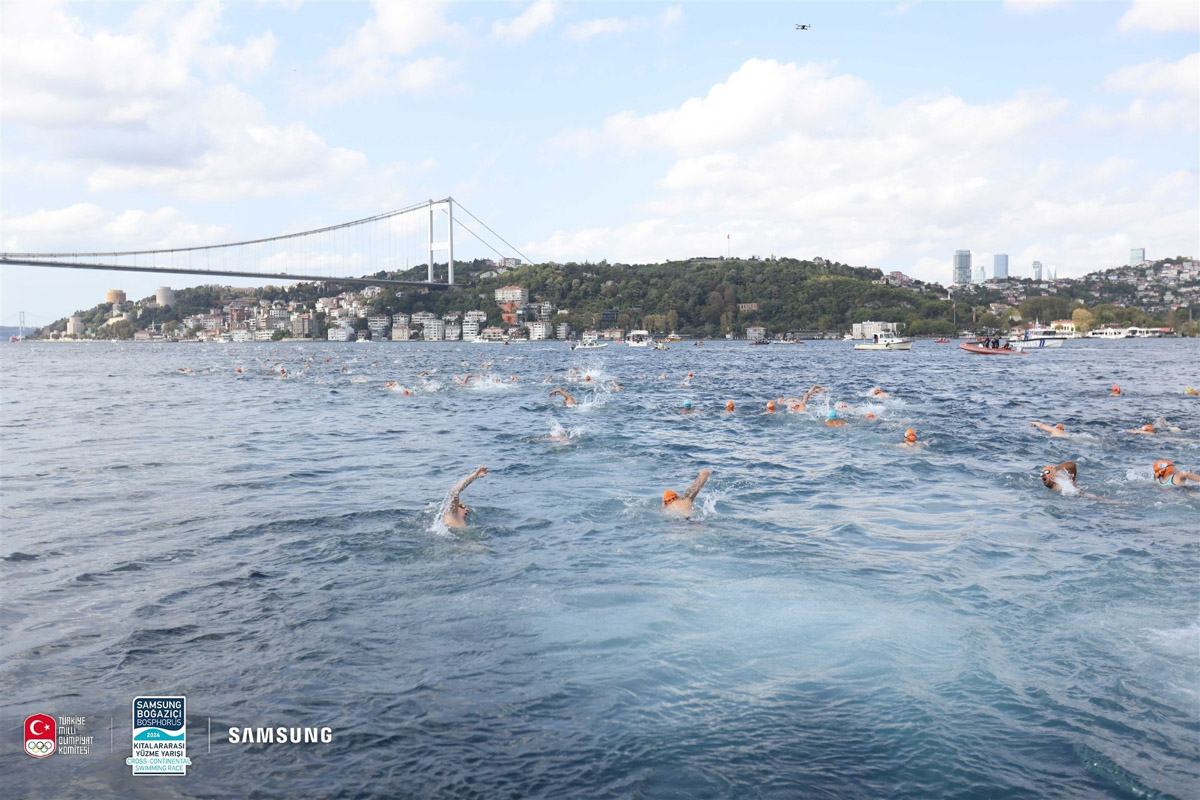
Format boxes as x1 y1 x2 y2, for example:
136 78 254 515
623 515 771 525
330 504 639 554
826 409 837 420
683 399 693 409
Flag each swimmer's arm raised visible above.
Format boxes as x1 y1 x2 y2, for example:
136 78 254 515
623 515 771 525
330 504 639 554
681 469 712 501
448 466 488 504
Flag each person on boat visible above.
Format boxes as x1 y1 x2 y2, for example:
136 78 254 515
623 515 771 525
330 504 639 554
443 466 488 529
549 388 577 407
1110 385 1121 396
1125 424 1155 435
1030 421 1068 437
824 409 847 427
662 469 712 518
1039 462 1115 502
1152 460 1199 488
901 428 918 446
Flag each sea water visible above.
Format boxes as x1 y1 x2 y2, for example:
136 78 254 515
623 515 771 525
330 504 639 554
2 339 1197 798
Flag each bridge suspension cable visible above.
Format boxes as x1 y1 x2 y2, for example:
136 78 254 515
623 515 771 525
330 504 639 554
0 197 526 289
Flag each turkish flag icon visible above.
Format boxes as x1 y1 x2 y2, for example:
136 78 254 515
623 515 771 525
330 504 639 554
25 714 56 758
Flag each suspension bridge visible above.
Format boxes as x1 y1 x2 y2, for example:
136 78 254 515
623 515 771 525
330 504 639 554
0 198 529 290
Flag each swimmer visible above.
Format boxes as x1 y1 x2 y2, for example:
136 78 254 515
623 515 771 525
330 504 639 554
543 375 553 384
1152 459 1200 488
1029 421 1068 437
680 371 694 386
871 387 890 398
825 409 847 427
1186 387 1198 396
678 399 696 414
725 401 735 413
443 466 488 529
901 428 918 446
235 366 243 374
662 469 712 519
1110 384 1121 396
609 380 624 391
509 375 519 382
864 413 878 422
792 385 825 413
454 374 479 386
549 388 577 407
1039 462 1116 502
764 400 777 414
1125 424 1155 435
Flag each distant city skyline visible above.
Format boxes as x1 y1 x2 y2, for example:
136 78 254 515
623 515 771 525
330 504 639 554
2 1 1197 326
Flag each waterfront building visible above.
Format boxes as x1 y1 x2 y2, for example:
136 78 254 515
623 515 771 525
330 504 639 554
423 319 445 341
464 310 488 324
444 324 462 341
557 322 572 341
993 254 1008 279
390 326 411 341
851 320 901 340
746 325 767 341
953 250 971 285
392 313 410 327
1130 248 1145 266
367 315 391 338
479 327 506 342
67 316 84 336
527 321 554 340
495 286 528 306
461 320 481 341
327 326 354 342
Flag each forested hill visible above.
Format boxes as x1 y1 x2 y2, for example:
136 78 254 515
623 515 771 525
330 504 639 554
448 256 958 336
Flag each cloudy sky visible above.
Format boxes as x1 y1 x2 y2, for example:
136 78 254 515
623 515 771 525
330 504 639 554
1 0 1197 327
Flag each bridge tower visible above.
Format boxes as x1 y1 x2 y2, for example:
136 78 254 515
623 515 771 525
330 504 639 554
427 198 455 285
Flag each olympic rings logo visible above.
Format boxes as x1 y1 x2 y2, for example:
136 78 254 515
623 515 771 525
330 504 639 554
27 741 54 753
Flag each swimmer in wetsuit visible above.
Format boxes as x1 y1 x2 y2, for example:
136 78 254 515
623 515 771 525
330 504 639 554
662 470 712 518
443 466 488 529
1152 460 1199 488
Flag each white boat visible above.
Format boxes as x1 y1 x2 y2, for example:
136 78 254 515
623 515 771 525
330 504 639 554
572 340 609 350
653 341 669 350
1022 324 1075 341
627 330 652 347
1011 337 1063 350
854 333 913 351
1087 327 1131 339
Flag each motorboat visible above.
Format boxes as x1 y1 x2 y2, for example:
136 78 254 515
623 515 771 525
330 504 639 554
571 341 608 350
1086 327 1131 339
960 341 1026 355
749 338 771 346
934 338 951 344
627 330 652 347
664 333 682 342
854 333 913 351
1010 337 1063 350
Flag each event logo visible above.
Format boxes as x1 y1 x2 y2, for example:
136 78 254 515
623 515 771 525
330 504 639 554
126 696 191 776
24 714 56 758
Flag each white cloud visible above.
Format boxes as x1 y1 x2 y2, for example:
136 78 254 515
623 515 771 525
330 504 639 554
0 0 275 128
1 204 229 253
1117 0 1199 32
85 86 368 200
1104 53 1199 96
1003 0 1072 14
492 0 557 42
537 58 1194 282
324 0 453 68
1082 97 1199 132
598 59 870 155
565 17 628 42
564 6 682 42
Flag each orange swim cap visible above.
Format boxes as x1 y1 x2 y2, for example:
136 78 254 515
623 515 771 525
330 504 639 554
1112 385 1120 394
904 429 916 442
766 401 776 411
865 413 876 420
1141 424 1155 433
725 401 735 411
1055 423 1064 431
663 490 679 506
1153 459 1174 479
687 372 694 378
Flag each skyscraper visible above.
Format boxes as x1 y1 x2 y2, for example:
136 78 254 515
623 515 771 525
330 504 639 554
1032 261 1043 281
1130 248 1145 265
993 254 1008 279
973 263 987 284
953 250 971 285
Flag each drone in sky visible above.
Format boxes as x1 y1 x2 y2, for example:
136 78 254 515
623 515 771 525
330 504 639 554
795 24 810 30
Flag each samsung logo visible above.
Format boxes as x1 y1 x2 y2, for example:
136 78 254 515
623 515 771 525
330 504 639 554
228 726 333 744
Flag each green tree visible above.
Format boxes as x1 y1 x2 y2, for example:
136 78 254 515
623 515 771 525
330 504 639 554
1071 307 1095 333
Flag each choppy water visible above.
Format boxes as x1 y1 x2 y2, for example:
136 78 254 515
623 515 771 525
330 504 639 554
2 339 1198 798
